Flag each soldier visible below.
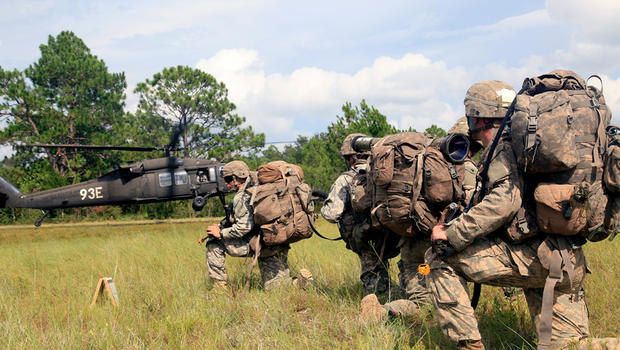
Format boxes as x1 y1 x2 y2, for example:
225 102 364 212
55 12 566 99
427 81 618 349
205 160 309 290
322 133 400 297
359 117 479 322
458 85 522 302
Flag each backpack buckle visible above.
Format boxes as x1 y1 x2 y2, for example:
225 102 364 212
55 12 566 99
517 217 530 234
527 116 538 132
448 167 458 179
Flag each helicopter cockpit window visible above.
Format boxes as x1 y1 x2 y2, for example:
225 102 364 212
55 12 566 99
209 167 217 182
196 170 209 183
159 173 172 187
174 171 188 185
158 171 188 187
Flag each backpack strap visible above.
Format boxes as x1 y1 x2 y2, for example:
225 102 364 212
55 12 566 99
408 153 425 224
308 216 342 241
586 75 607 168
538 237 576 349
245 236 262 291
448 165 464 202
538 248 562 349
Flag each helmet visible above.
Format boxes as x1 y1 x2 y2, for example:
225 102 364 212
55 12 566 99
447 116 484 155
448 116 469 135
340 133 367 156
222 160 250 179
464 80 516 119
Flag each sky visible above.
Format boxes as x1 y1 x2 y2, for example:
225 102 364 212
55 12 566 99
2 0 620 146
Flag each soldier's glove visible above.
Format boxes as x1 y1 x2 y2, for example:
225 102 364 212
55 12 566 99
431 239 457 258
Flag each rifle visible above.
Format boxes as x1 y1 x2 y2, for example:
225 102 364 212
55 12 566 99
198 201 234 244
419 202 461 268
312 189 328 201
417 202 483 308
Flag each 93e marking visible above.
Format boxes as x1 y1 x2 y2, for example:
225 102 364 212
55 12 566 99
80 187 103 200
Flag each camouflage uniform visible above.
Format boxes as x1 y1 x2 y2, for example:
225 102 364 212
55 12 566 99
206 179 291 290
428 140 591 347
381 237 432 316
384 136 479 317
321 162 400 296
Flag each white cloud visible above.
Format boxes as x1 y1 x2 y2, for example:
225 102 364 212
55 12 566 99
429 9 551 40
195 47 620 144
0 0 55 22
196 50 471 140
601 75 620 124
547 0 620 45
104 1 244 40
196 49 266 104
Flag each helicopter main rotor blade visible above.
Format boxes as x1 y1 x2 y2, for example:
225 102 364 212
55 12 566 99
21 144 165 152
166 123 185 156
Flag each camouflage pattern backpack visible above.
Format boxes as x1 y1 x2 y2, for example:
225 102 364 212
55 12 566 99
602 125 620 241
365 132 471 237
511 70 609 174
350 167 372 214
510 70 612 241
250 161 315 245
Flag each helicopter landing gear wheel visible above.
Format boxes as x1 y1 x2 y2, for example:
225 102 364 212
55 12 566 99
192 196 206 211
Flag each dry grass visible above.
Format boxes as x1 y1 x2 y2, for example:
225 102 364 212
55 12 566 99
0 219 617 349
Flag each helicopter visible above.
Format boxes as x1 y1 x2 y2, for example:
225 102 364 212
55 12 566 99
0 127 231 226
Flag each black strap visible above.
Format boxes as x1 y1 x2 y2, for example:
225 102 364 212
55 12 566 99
471 283 481 309
308 213 342 241
467 87 524 212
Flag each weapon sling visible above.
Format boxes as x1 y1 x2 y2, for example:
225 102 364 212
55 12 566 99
307 215 342 241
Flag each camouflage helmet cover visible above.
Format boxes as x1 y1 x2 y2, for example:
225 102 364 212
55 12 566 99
464 80 516 119
448 116 469 135
340 133 367 156
222 160 250 178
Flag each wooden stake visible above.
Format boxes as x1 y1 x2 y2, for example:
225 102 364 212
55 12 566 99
91 277 119 307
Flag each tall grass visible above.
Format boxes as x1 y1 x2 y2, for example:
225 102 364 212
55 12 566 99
0 219 617 349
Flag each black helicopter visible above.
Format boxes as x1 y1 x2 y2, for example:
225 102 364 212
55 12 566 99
0 127 231 226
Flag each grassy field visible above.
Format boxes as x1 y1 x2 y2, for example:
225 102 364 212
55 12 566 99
0 218 617 349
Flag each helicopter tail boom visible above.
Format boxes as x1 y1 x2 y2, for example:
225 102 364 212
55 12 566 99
0 176 25 208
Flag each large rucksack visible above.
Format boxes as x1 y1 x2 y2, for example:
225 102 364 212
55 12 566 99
250 161 315 245
354 132 472 237
508 70 612 241
602 125 620 241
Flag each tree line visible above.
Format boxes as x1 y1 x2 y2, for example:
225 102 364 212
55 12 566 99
0 31 445 224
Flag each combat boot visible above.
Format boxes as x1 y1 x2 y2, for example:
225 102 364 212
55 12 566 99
457 339 485 350
212 280 228 291
292 268 314 289
358 294 388 324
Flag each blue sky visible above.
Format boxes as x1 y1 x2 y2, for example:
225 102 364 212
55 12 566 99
2 0 620 145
